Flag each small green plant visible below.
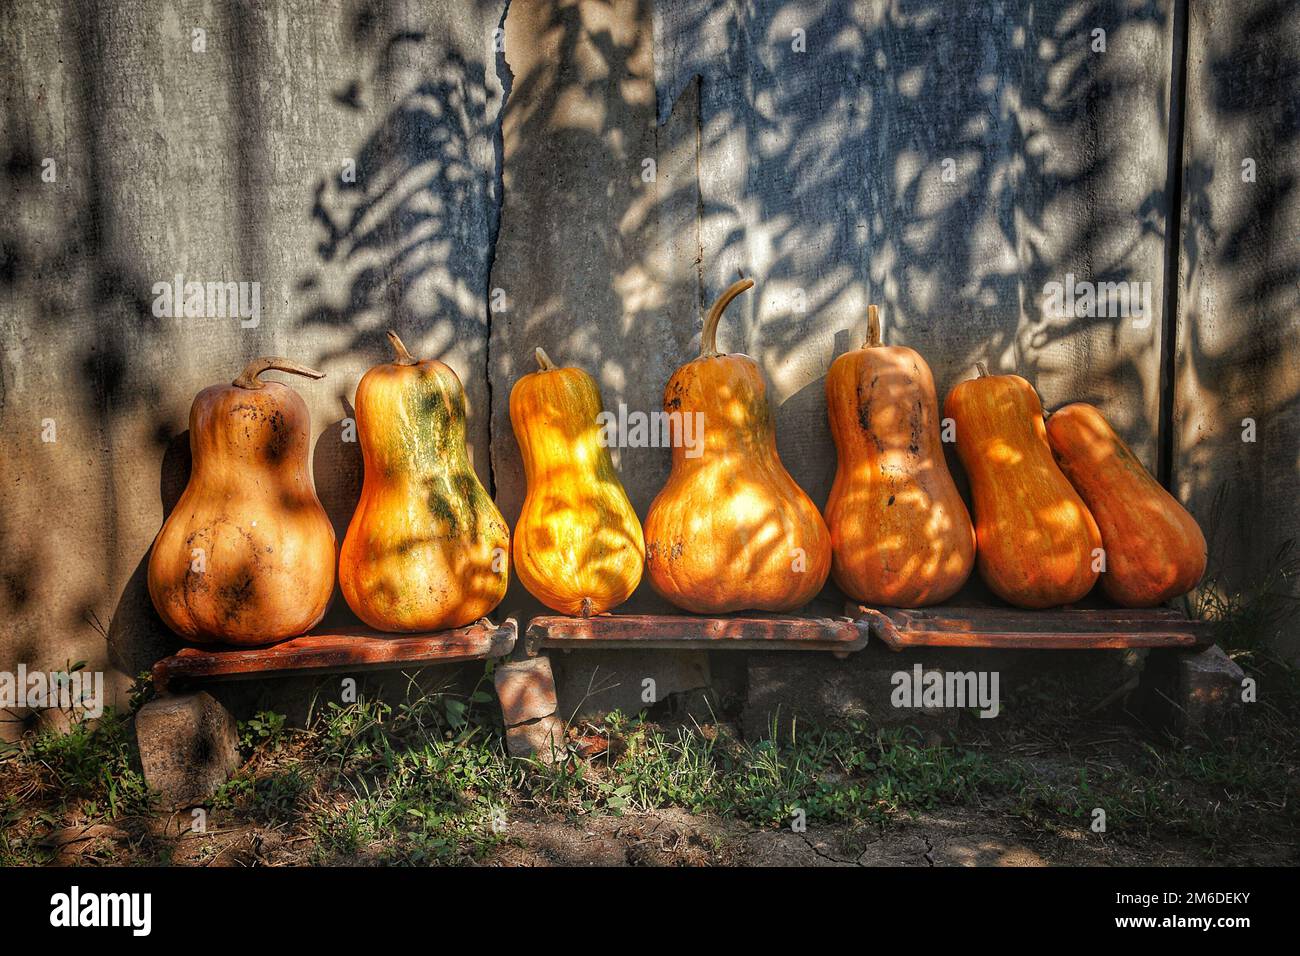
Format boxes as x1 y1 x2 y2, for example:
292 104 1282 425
0 796 30 865
240 710 289 752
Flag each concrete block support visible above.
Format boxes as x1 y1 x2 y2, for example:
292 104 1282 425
135 691 240 808
494 656 559 727
1140 644 1245 740
494 656 566 764
503 714 568 763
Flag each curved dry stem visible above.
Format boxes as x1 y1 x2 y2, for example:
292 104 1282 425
233 357 325 390
534 346 557 371
700 277 755 358
387 330 418 366
976 361 990 378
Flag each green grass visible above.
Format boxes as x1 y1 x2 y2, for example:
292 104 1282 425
542 713 1296 852
298 676 517 864
554 718 1013 826
2 685 1296 864
213 766 311 826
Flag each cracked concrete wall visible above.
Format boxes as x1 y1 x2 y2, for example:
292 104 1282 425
488 0 700 617
491 0 1180 597
0 0 508 728
490 0 1297 664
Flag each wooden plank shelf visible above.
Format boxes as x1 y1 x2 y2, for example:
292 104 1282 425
153 618 517 693
524 613 869 658
850 603 1214 652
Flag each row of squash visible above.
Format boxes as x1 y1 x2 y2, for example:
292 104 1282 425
147 279 1206 646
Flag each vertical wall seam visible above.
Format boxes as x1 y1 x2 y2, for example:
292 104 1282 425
1157 0 1191 488
483 0 513 500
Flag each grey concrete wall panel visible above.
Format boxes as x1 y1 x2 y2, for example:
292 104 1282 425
1174 0 1300 659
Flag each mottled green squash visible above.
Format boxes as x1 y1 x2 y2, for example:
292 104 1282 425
339 332 509 632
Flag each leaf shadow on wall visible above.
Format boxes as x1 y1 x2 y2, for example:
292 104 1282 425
484 0 710 616
297 1 508 627
630 0 1181 611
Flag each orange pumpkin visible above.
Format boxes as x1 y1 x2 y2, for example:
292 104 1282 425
944 364 1102 608
339 332 509 632
147 357 336 644
1046 403 1206 607
824 305 975 606
644 278 831 613
510 347 645 615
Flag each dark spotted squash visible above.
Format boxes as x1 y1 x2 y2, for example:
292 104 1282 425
147 357 336 644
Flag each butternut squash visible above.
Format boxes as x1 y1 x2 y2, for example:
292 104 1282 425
1046 403 1206 607
339 332 508 631
510 348 645 615
644 278 832 613
824 306 975 606
147 357 336 644
944 364 1101 608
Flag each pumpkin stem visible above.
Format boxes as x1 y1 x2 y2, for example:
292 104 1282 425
700 277 755 358
865 304 882 348
387 330 419 366
233 357 325 390
580 597 593 618
534 347 557 371
976 361 990 378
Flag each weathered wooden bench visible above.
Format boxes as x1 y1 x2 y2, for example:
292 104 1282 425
151 622 517 693
135 604 1242 807
137 619 517 807
851 603 1214 651
523 612 869 656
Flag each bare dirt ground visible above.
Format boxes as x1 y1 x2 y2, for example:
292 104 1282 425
33 803 1295 868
